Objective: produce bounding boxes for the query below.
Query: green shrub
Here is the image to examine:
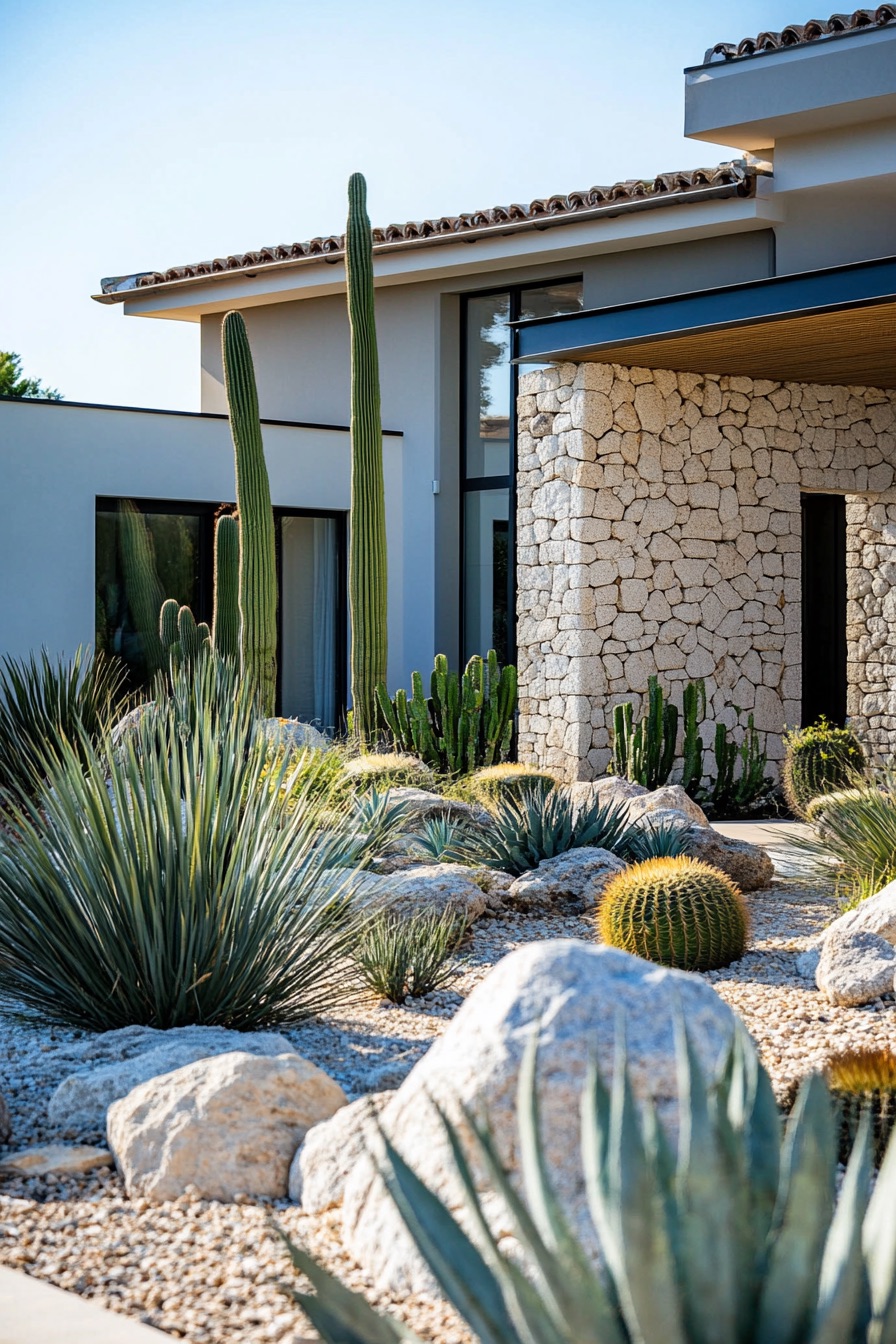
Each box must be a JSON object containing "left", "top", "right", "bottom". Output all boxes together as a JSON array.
[
  {"left": 795, "top": 778, "right": 896, "bottom": 906},
  {"left": 783, "top": 718, "right": 866, "bottom": 819},
  {"left": 827, "top": 1047, "right": 896, "bottom": 1169},
  {"left": 343, "top": 751, "right": 435, "bottom": 793},
  {"left": 470, "top": 786, "right": 632, "bottom": 876},
  {"left": 280, "top": 1024, "right": 896, "bottom": 1344},
  {"left": 0, "top": 647, "right": 127, "bottom": 806},
  {"left": 0, "top": 658, "right": 372, "bottom": 1030},
  {"left": 599, "top": 855, "right": 748, "bottom": 972},
  {"left": 354, "top": 907, "right": 465, "bottom": 1003}
]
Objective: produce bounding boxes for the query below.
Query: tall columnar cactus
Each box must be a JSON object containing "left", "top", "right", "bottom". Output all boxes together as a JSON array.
[
  {"left": 681, "top": 677, "right": 706, "bottom": 796},
  {"left": 611, "top": 675, "right": 677, "bottom": 788},
  {"left": 211, "top": 513, "right": 240, "bottom": 662},
  {"left": 346, "top": 172, "right": 388, "bottom": 744},
  {"left": 118, "top": 501, "right": 165, "bottom": 676},
  {"left": 599, "top": 854, "right": 748, "bottom": 972},
  {"left": 222, "top": 311, "right": 278, "bottom": 716}
]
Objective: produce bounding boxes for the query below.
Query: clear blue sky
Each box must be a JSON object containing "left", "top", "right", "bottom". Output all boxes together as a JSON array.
[{"left": 2, "top": 0, "right": 787, "bottom": 411}]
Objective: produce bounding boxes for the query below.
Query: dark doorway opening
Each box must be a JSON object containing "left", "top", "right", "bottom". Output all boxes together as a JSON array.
[{"left": 801, "top": 492, "right": 847, "bottom": 726}]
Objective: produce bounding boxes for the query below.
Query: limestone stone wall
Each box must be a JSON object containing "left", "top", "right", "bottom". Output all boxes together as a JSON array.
[{"left": 516, "top": 362, "right": 896, "bottom": 780}]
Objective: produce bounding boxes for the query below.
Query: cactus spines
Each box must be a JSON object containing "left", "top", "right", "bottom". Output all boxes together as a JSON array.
[
  {"left": 222, "top": 311, "right": 278, "bottom": 717},
  {"left": 211, "top": 513, "right": 240, "bottom": 661},
  {"left": 826, "top": 1046, "right": 896, "bottom": 1167},
  {"left": 599, "top": 855, "right": 748, "bottom": 972},
  {"left": 346, "top": 172, "right": 388, "bottom": 744},
  {"left": 159, "top": 597, "right": 179, "bottom": 651},
  {"left": 782, "top": 717, "right": 867, "bottom": 819}
]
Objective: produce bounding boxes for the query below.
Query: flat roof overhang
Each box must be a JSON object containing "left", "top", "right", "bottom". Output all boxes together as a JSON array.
[{"left": 512, "top": 254, "right": 896, "bottom": 389}]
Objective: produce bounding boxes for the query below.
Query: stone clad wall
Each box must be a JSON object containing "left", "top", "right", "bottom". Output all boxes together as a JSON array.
[{"left": 515, "top": 362, "right": 896, "bottom": 780}]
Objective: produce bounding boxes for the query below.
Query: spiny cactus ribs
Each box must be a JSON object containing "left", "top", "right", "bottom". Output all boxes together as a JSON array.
[
  {"left": 827, "top": 1046, "right": 896, "bottom": 1168},
  {"left": 783, "top": 718, "right": 866, "bottom": 819},
  {"left": 599, "top": 855, "right": 748, "bottom": 972}
]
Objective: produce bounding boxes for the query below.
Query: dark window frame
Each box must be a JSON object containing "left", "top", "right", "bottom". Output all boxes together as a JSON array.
[
  {"left": 459, "top": 276, "right": 582, "bottom": 666},
  {"left": 96, "top": 495, "right": 348, "bottom": 721}
]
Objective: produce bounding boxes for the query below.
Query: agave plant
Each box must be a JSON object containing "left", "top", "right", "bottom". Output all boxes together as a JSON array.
[
  {"left": 354, "top": 907, "right": 466, "bottom": 1003},
  {"left": 618, "top": 816, "right": 692, "bottom": 862},
  {"left": 0, "top": 657, "right": 373, "bottom": 1030},
  {"left": 469, "top": 785, "right": 632, "bottom": 875},
  {"left": 411, "top": 815, "right": 481, "bottom": 865},
  {"left": 336, "top": 787, "right": 413, "bottom": 869},
  {"left": 281, "top": 1022, "right": 896, "bottom": 1344},
  {"left": 0, "top": 646, "right": 128, "bottom": 805}
]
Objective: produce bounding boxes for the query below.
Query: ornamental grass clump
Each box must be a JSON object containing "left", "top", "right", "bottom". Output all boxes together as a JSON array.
[
  {"left": 0, "top": 656, "right": 373, "bottom": 1031},
  {"left": 281, "top": 1023, "right": 896, "bottom": 1344},
  {"left": 0, "top": 647, "right": 127, "bottom": 807},
  {"left": 827, "top": 1046, "right": 896, "bottom": 1168},
  {"left": 795, "top": 775, "right": 896, "bottom": 907},
  {"left": 471, "top": 785, "right": 632, "bottom": 876},
  {"left": 599, "top": 855, "right": 748, "bottom": 972},
  {"left": 343, "top": 751, "right": 435, "bottom": 794},
  {"left": 354, "top": 907, "right": 465, "bottom": 1003},
  {"left": 458, "top": 762, "right": 559, "bottom": 808}
]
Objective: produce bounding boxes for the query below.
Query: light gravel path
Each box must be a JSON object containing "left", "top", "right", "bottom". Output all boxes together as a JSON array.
[{"left": 0, "top": 878, "right": 892, "bottom": 1343}]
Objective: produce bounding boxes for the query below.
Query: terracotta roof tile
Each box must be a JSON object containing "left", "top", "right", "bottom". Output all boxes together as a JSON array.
[
  {"left": 100, "top": 160, "right": 762, "bottom": 298},
  {"left": 704, "top": 3, "right": 896, "bottom": 62}
]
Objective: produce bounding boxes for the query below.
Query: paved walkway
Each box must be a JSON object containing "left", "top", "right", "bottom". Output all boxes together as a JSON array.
[
  {"left": 712, "top": 818, "right": 815, "bottom": 877},
  {"left": 0, "top": 1266, "right": 168, "bottom": 1343}
]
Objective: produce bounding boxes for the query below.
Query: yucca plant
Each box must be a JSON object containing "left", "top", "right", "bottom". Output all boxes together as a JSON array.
[
  {"left": 338, "top": 787, "right": 412, "bottom": 868},
  {"left": 411, "top": 815, "right": 482, "bottom": 865},
  {"left": 0, "top": 647, "right": 128, "bottom": 806},
  {"left": 470, "top": 785, "right": 632, "bottom": 875},
  {"left": 793, "top": 775, "right": 896, "bottom": 906},
  {"left": 0, "top": 657, "right": 374, "bottom": 1030},
  {"left": 354, "top": 907, "right": 466, "bottom": 1003},
  {"left": 281, "top": 1022, "right": 896, "bottom": 1344}
]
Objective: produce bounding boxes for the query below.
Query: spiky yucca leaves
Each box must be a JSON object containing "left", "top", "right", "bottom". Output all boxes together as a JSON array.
[
  {"left": 222, "top": 310, "right": 278, "bottom": 717},
  {"left": 346, "top": 172, "right": 388, "bottom": 745},
  {"left": 619, "top": 817, "right": 692, "bottom": 863},
  {"left": 600, "top": 856, "right": 748, "bottom": 972},
  {"left": 461, "top": 762, "right": 558, "bottom": 808},
  {"left": 343, "top": 752, "right": 435, "bottom": 794},
  {"left": 354, "top": 908, "right": 466, "bottom": 1003},
  {"left": 0, "top": 647, "right": 127, "bottom": 806},
  {"left": 281, "top": 1023, "right": 896, "bottom": 1344},
  {"left": 794, "top": 776, "right": 896, "bottom": 906},
  {"left": 827, "top": 1047, "right": 896, "bottom": 1168},
  {"left": 411, "top": 815, "right": 481, "bottom": 865},
  {"left": 0, "top": 657, "right": 373, "bottom": 1031},
  {"left": 783, "top": 718, "right": 866, "bottom": 819},
  {"left": 470, "top": 785, "right": 632, "bottom": 875}
]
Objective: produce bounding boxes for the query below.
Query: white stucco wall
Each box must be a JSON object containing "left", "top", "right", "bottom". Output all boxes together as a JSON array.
[{"left": 0, "top": 399, "right": 406, "bottom": 693}]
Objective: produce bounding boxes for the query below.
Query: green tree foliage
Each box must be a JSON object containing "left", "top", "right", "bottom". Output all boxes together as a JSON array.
[{"left": 0, "top": 351, "right": 61, "bottom": 400}]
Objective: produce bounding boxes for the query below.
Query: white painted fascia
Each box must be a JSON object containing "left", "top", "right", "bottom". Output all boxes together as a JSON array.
[{"left": 113, "top": 192, "right": 781, "bottom": 324}]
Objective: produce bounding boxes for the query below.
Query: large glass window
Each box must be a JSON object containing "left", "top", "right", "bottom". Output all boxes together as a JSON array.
[
  {"left": 461, "top": 278, "right": 583, "bottom": 665},
  {"left": 96, "top": 498, "right": 345, "bottom": 728}
]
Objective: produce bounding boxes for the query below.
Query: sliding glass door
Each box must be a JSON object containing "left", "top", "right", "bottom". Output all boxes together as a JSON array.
[{"left": 278, "top": 513, "right": 342, "bottom": 728}]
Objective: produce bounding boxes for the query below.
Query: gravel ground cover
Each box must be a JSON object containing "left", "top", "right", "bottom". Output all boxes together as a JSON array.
[{"left": 0, "top": 879, "right": 893, "bottom": 1343}]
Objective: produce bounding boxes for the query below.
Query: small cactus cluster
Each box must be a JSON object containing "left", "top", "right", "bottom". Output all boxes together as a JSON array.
[
  {"left": 782, "top": 717, "right": 866, "bottom": 819},
  {"left": 159, "top": 599, "right": 211, "bottom": 670},
  {"left": 827, "top": 1046, "right": 896, "bottom": 1168},
  {"left": 376, "top": 651, "right": 517, "bottom": 776},
  {"left": 599, "top": 855, "right": 748, "bottom": 972}
]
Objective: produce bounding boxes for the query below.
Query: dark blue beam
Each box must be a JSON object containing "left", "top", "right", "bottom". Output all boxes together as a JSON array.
[{"left": 511, "top": 254, "right": 896, "bottom": 363}]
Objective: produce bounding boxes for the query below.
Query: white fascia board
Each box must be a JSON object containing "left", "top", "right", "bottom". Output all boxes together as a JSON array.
[{"left": 119, "top": 193, "right": 780, "bottom": 323}]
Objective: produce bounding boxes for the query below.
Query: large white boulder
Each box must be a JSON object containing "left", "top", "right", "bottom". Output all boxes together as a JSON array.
[
  {"left": 625, "top": 785, "right": 709, "bottom": 828},
  {"left": 340, "top": 940, "right": 739, "bottom": 1295},
  {"left": 384, "top": 788, "right": 488, "bottom": 828},
  {"left": 827, "top": 877, "right": 896, "bottom": 946},
  {"left": 816, "top": 929, "right": 896, "bottom": 1006},
  {"left": 289, "top": 1091, "right": 392, "bottom": 1210},
  {"left": 49, "top": 1026, "right": 297, "bottom": 1136},
  {"left": 107, "top": 1051, "right": 347, "bottom": 1202},
  {"left": 506, "top": 847, "right": 625, "bottom": 911},
  {"left": 356, "top": 864, "right": 487, "bottom": 924}
]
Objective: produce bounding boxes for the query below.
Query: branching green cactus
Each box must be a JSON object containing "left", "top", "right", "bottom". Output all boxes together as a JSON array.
[
  {"left": 682, "top": 676, "right": 706, "bottom": 796},
  {"left": 346, "top": 172, "right": 388, "bottom": 745},
  {"left": 211, "top": 513, "right": 240, "bottom": 662},
  {"left": 375, "top": 652, "right": 516, "bottom": 776},
  {"left": 611, "top": 675, "right": 678, "bottom": 788},
  {"left": 222, "top": 311, "right": 278, "bottom": 716}
]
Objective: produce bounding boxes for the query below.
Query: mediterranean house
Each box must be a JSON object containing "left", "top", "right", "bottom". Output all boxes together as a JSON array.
[{"left": 2, "top": 6, "right": 895, "bottom": 776}]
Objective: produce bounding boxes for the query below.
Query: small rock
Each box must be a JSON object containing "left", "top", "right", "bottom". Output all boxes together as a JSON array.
[
  {"left": 0, "top": 1144, "right": 113, "bottom": 1176},
  {"left": 289, "top": 1092, "right": 391, "bottom": 1209},
  {"left": 108, "top": 1051, "right": 347, "bottom": 1202},
  {"left": 684, "top": 824, "right": 775, "bottom": 892},
  {"left": 507, "top": 847, "right": 626, "bottom": 911},
  {"left": 256, "top": 717, "right": 331, "bottom": 752},
  {"left": 795, "top": 947, "right": 822, "bottom": 981},
  {"left": 816, "top": 930, "right": 896, "bottom": 1007},
  {"left": 0, "top": 1092, "right": 10, "bottom": 1144},
  {"left": 49, "top": 1026, "right": 298, "bottom": 1136}
]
